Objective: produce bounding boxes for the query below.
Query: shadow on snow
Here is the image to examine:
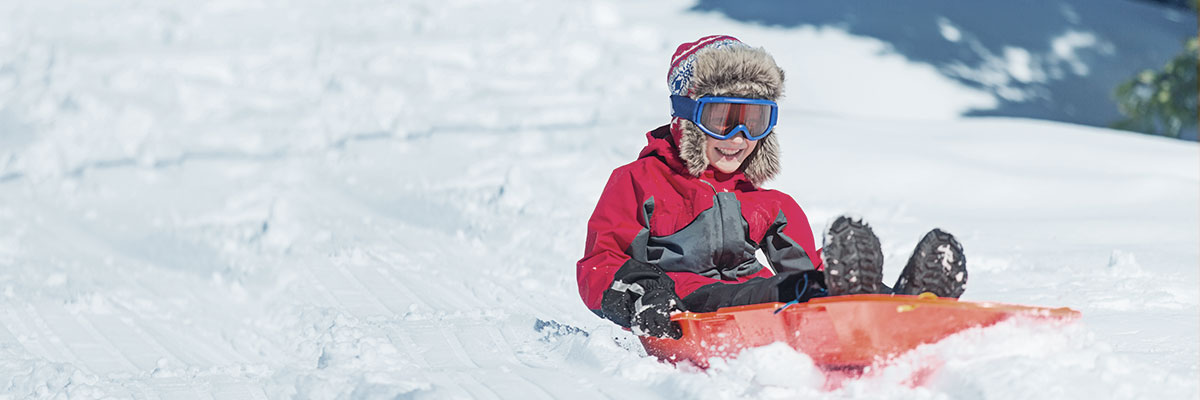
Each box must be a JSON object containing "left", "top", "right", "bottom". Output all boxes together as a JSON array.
[{"left": 691, "top": 0, "right": 1197, "bottom": 139}]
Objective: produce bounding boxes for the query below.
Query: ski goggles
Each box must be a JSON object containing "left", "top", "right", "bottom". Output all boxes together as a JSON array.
[{"left": 670, "top": 95, "right": 778, "bottom": 141}]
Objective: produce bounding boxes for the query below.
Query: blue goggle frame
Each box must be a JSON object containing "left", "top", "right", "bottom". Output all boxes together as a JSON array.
[{"left": 670, "top": 95, "right": 778, "bottom": 141}]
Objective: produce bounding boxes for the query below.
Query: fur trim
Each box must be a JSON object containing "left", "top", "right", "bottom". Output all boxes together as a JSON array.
[
  {"left": 742, "top": 131, "right": 780, "bottom": 186},
  {"left": 677, "top": 45, "right": 785, "bottom": 186},
  {"left": 689, "top": 46, "right": 786, "bottom": 101},
  {"left": 678, "top": 120, "right": 710, "bottom": 177}
]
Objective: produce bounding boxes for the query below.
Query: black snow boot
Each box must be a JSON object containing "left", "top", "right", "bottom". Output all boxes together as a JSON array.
[
  {"left": 821, "top": 216, "right": 887, "bottom": 296},
  {"left": 892, "top": 229, "right": 967, "bottom": 298}
]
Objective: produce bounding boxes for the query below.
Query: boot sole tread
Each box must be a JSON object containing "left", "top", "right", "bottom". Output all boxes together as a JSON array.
[
  {"left": 822, "top": 217, "right": 885, "bottom": 296},
  {"left": 894, "top": 229, "right": 967, "bottom": 298}
]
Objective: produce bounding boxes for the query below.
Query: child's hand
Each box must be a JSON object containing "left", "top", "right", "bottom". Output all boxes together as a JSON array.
[
  {"left": 631, "top": 289, "right": 684, "bottom": 339},
  {"left": 599, "top": 258, "right": 686, "bottom": 339}
]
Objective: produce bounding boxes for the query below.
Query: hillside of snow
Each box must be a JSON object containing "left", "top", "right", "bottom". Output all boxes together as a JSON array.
[{"left": 1, "top": 0, "right": 1196, "bottom": 398}]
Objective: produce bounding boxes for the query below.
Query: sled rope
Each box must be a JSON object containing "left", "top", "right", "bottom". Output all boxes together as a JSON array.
[{"left": 775, "top": 273, "right": 820, "bottom": 314}]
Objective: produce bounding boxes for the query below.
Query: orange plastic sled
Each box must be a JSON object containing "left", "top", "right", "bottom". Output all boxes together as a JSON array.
[{"left": 640, "top": 294, "right": 1079, "bottom": 373}]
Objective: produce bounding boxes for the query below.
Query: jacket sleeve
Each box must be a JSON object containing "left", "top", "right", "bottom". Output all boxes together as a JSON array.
[
  {"left": 577, "top": 167, "right": 646, "bottom": 313},
  {"left": 759, "top": 195, "right": 824, "bottom": 273}
]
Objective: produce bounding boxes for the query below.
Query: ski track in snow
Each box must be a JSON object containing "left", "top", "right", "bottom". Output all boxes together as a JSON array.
[{"left": 1, "top": 0, "right": 1197, "bottom": 398}]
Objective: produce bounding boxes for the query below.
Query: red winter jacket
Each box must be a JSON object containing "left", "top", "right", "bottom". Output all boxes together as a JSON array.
[{"left": 577, "top": 125, "right": 823, "bottom": 315}]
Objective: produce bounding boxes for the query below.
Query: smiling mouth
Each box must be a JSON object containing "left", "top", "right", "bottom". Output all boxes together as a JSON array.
[{"left": 715, "top": 147, "right": 744, "bottom": 157}]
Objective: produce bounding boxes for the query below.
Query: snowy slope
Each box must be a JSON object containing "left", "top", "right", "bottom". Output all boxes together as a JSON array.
[{"left": 1, "top": 0, "right": 1197, "bottom": 399}]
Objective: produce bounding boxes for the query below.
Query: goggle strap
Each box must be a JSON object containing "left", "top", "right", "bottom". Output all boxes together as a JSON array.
[{"left": 670, "top": 95, "right": 697, "bottom": 120}]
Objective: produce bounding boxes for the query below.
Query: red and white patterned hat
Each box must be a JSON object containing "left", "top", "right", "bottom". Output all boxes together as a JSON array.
[{"left": 667, "top": 35, "right": 748, "bottom": 97}]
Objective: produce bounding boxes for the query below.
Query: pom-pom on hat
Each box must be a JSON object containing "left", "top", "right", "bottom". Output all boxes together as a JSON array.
[{"left": 666, "top": 35, "right": 786, "bottom": 186}]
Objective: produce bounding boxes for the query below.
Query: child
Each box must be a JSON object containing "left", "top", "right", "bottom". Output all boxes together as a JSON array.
[{"left": 576, "top": 35, "right": 967, "bottom": 339}]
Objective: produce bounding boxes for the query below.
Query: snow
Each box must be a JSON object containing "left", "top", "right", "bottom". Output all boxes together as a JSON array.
[{"left": 1, "top": 0, "right": 1196, "bottom": 398}]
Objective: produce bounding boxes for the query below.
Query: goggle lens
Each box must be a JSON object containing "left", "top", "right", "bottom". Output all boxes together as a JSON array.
[{"left": 699, "top": 102, "right": 773, "bottom": 137}]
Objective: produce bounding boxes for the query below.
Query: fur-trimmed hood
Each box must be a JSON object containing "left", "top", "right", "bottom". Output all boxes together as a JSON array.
[{"left": 666, "top": 36, "right": 786, "bottom": 187}]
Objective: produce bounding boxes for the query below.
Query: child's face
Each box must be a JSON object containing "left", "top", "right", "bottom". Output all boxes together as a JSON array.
[{"left": 705, "top": 134, "right": 758, "bottom": 174}]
